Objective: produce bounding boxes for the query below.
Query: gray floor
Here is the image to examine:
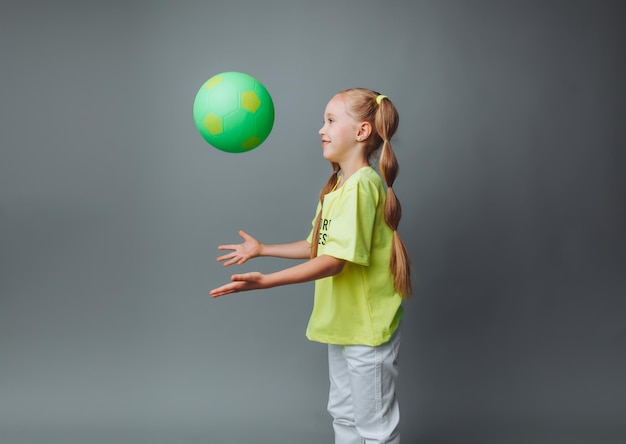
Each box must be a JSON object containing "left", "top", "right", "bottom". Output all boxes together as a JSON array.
[{"left": 2, "top": 426, "right": 626, "bottom": 444}]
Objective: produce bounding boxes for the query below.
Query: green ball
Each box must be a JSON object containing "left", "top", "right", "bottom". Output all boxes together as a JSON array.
[{"left": 192, "top": 71, "right": 275, "bottom": 153}]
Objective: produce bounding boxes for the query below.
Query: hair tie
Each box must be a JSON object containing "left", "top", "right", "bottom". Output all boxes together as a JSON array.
[{"left": 375, "top": 94, "right": 387, "bottom": 105}]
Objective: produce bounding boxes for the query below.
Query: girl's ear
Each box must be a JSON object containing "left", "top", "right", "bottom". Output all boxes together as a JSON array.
[{"left": 356, "top": 121, "right": 372, "bottom": 141}]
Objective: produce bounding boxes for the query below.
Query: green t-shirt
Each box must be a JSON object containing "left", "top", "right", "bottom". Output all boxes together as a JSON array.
[{"left": 306, "top": 166, "right": 403, "bottom": 346}]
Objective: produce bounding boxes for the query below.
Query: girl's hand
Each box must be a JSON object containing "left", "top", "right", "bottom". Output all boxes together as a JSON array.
[
  {"left": 209, "top": 272, "right": 265, "bottom": 298},
  {"left": 216, "top": 230, "right": 262, "bottom": 266}
]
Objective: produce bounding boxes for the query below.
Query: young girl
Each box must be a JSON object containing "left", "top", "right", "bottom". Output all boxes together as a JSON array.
[{"left": 210, "top": 88, "right": 412, "bottom": 444}]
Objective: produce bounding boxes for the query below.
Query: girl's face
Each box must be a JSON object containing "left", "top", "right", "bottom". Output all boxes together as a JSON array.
[{"left": 318, "top": 94, "right": 361, "bottom": 164}]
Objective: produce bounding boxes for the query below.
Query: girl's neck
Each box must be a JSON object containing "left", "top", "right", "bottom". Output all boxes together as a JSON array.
[{"left": 337, "top": 161, "right": 369, "bottom": 188}]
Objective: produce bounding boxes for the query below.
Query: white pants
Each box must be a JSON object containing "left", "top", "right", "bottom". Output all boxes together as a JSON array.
[{"left": 327, "top": 327, "right": 401, "bottom": 444}]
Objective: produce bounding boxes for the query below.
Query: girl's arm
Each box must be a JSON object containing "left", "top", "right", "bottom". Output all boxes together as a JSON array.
[
  {"left": 209, "top": 254, "right": 345, "bottom": 298},
  {"left": 259, "top": 239, "right": 311, "bottom": 260},
  {"left": 217, "top": 230, "right": 311, "bottom": 266}
]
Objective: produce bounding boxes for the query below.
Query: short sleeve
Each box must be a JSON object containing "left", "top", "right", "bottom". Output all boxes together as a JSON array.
[{"left": 318, "top": 177, "right": 380, "bottom": 266}]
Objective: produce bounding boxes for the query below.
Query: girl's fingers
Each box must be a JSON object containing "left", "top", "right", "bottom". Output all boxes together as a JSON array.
[
  {"left": 210, "top": 289, "right": 231, "bottom": 298},
  {"left": 220, "top": 256, "right": 247, "bottom": 267},
  {"left": 216, "top": 252, "right": 232, "bottom": 262},
  {"left": 239, "top": 230, "right": 254, "bottom": 242},
  {"left": 209, "top": 284, "right": 236, "bottom": 297}
]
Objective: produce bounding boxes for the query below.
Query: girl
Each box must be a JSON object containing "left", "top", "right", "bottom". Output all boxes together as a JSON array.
[{"left": 210, "top": 88, "right": 412, "bottom": 444}]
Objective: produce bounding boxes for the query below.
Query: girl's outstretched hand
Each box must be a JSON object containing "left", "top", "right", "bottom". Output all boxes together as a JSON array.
[
  {"left": 209, "top": 272, "right": 265, "bottom": 298},
  {"left": 216, "top": 230, "right": 262, "bottom": 266}
]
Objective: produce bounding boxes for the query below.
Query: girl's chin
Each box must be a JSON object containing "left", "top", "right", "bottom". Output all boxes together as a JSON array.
[{"left": 321, "top": 150, "right": 336, "bottom": 162}]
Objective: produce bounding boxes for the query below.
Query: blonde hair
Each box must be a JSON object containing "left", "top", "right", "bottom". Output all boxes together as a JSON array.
[{"left": 311, "top": 88, "right": 412, "bottom": 299}]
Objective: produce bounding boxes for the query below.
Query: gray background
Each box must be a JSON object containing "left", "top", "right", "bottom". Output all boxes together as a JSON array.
[{"left": 1, "top": 1, "right": 625, "bottom": 443}]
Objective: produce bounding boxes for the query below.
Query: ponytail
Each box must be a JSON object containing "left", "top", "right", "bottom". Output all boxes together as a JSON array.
[{"left": 376, "top": 97, "right": 413, "bottom": 300}]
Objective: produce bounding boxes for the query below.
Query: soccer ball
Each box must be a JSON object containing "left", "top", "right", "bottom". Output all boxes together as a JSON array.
[{"left": 193, "top": 71, "right": 275, "bottom": 153}]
